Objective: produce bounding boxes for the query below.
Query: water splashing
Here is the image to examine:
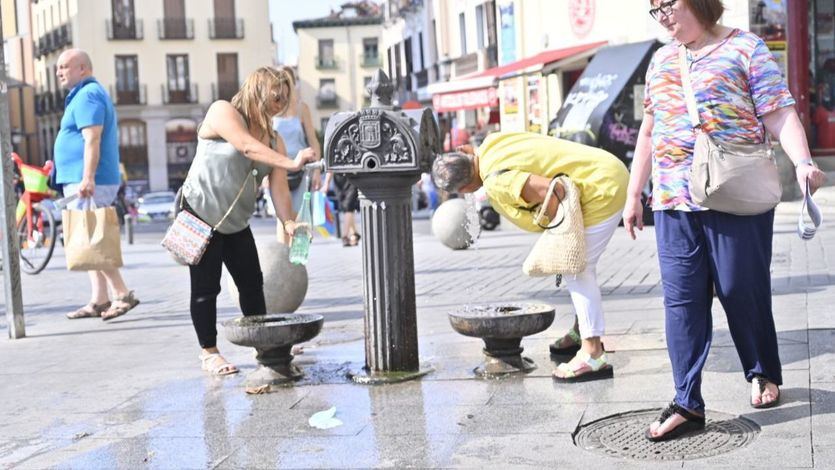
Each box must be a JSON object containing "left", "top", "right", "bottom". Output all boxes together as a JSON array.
[
  {"left": 463, "top": 193, "right": 485, "bottom": 299},
  {"left": 463, "top": 193, "right": 481, "bottom": 247}
]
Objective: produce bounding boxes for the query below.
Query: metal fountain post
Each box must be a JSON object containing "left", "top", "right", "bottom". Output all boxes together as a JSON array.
[{"left": 323, "top": 70, "right": 440, "bottom": 384}]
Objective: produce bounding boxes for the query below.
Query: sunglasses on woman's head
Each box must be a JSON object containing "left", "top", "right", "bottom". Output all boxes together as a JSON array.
[{"left": 649, "top": 0, "right": 677, "bottom": 21}]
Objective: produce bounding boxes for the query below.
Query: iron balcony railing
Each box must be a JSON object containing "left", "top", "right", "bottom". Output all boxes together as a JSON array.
[
  {"left": 316, "top": 93, "right": 338, "bottom": 108},
  {"left": 106, "top": 19, "right": 144, "bottom": 40},
  {"left": 360, "top": 54, "right": 381, "bottom": 68},
  {"left": 315, "top": 56, "right": 338, "bottom": 70},
  {"left": 109, "top": 84, "right": 147, "bottom": 106},
  {"left": 414, "top": 69, "right": 428, "bottom": 88},
  {"left": 53, "top": 89, "right": 69, "bottom": 111},
  {"left": 208, "top": 18, "right": 244, "bottom": 39},
  {"left": 157, "top": 18, "right": 194, "bottom": 40},
  {"left": 162, "top": 83, "right": 199, "bottom": 104}
]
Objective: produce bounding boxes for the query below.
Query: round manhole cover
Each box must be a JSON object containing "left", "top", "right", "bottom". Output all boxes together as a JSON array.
[{"left": 574, "top": 409, "right": 760, "bottom": 461}]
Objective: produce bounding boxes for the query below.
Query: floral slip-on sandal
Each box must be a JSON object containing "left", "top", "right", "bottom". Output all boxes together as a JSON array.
[
  {"left": 549, "top": 328, "right": 582, "bottom": 356},
  {"left": 751, "top": 375, "right": 781, "bottom": 409},
  {"left": 66, "top": 301, "right": 111, "bottom": 319},
  {"left": 549, "top": 329, "right": 606, "bottom": 357},
  {"left": 645, "top": 401, "right": 706, "bottom": 442},
  {"left": 552, "top": 350, "right": 614, "bottom": 382}
]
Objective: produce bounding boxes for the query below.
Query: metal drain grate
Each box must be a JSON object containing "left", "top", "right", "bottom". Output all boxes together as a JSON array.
[{"left": 574, "top": 409, "right": 760, "bottom": 461}]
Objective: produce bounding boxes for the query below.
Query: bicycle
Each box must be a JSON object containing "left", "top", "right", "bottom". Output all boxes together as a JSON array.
[{"left": 11, "top": 153, "right": 59, "bottom": 275}]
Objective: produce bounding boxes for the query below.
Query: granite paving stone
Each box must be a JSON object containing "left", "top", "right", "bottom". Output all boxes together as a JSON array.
[{"left": 2, "top": 187, "right": 834, "bottom": 467}]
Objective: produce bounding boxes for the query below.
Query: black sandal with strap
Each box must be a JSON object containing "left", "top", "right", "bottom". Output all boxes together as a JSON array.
[
  {"left": 751, "top": 375, "right": 781, "bottom": 409},
  {"left": 645, "top": 401, "right": 706, "bottom": 442}
]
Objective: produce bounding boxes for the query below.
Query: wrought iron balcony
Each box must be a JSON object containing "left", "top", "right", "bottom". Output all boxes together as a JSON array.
[
  {"left": 162, "top": 83, "right": 199, "bottom": 104},
  {"left": 208, "top": 18, "right": 244, "bottom": 39},
  {"left": 158, "top": 18, "right": 194, "bottom": 40},
  {"left": 109, "top": 84, "right": 147, "bottom": 106},
  {"left": 53, "top": 89, "right": 69, "bottom": 111},
  {"left": 361, "top": 54, "right": 381, "bottom": 68},
  {"left": 36, "top": 90, "right": 55, "bottom": 114},
  {"left": 106, "top": 19, "right": 144, "bottom": 40},
  {"left": 315, "top": 56, "right": 338, "bottom": 70},
  {"left": 316, "top": 93, "right": 339, "bottom": 108},
  {"left": 414, "top": 69, "right": 428, "bottom": 88}
]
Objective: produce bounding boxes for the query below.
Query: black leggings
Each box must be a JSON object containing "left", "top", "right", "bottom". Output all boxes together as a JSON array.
[{"left": 189, "top": 226, "right": 266, "bottom": 349}]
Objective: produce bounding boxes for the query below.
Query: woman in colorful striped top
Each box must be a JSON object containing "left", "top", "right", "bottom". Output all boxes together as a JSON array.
[{"left": 623, "top": 0, "right": 826, "bottom": 442}]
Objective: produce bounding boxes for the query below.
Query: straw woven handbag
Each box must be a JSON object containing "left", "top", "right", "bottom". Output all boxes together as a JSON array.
[{"left": 522, "top": 175, "right": 586, "bottom": 277}]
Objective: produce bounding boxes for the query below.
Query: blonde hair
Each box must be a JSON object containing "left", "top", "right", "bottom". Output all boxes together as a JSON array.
[{"left": 230, "top": 66, "right": 293, "bottom": 142}]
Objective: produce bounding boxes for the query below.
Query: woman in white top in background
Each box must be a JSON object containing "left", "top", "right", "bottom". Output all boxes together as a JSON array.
[{"left": 272, "top": 66, "right": 322, "bottom": 241}]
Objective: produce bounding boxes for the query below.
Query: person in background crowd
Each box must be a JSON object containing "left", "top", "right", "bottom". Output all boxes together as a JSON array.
[
  {"left": 272, "top": 66, "right": 322, "bottom": 235},
  {"left": 54, "top": 49, "right": 139, "bottom": 321}
]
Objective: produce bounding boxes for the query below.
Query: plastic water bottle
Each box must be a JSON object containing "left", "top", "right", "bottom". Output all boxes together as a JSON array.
[{"left": 289, "top": 192, "right": 313, "bottom": 265}]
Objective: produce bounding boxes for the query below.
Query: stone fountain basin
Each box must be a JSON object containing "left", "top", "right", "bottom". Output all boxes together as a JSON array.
[
  {"left": 448, "top": 303, "right": 555, "bottom": 339},
  {"left": 223, "top": 313, "right": 324, "bottom": 350}
]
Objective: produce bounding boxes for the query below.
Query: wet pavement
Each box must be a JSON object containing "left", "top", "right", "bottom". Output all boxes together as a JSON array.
[{"left": 2, "top": 187, "right": 835, "bottom": 468}]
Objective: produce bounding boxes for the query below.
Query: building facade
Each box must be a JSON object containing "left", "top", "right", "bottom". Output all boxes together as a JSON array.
[
  {"left": 3, "top": 0, "right": 39, "bottom": 163},
  {"left": 293, "top": 3, "right": 384, "bottom": 133},
  {"left": 424, "top": 0, "right": 499, "bottom": 144},
  {"left": 31, "top": 0, "right": 274, "bottom": 193},
  {"left": 381, "top": 0, "right": 439, "bottom": 106}
]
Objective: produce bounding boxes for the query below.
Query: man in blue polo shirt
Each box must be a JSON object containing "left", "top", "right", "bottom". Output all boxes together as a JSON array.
[{"left": 55, "top": 49, "right": 139, "bottom": 321}]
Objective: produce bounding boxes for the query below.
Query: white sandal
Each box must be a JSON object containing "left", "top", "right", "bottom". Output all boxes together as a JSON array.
[
  {"left": 553, "top": 350, "right": 614, "bottom": 382},
  {"left": 199, "top": 352, "right": 238, "bottom": 376}
]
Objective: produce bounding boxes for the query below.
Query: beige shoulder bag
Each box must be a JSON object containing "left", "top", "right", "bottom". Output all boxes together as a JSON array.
[
  {"left": 522, "top": 175, "right": 586, "bottom": 277},
  {"left": 679, "top": 46, "right": 782, "bottom": 215}
]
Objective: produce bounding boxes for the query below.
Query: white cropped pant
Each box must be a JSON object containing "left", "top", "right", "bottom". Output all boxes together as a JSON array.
[{"left": 562, "top": 211, "right": 621, "bottom": 339}]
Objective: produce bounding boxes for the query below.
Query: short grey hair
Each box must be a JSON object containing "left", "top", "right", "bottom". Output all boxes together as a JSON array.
[{"left": 432, "top": 152, "right": 474, "bottom": 193}]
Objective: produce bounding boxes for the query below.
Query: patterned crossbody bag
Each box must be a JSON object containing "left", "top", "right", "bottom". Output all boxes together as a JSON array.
[{"left": 161, "top": 174, "right": 252, "bottom": 265}]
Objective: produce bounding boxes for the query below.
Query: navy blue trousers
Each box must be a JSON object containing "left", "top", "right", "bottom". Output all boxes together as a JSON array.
[{"left": 655, "top": 209, "right": 781, "bottom": 413}]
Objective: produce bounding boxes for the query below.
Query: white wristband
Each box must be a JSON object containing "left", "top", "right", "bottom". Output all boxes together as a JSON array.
[{"left": 795, "top": 160, "right": 814, "bottom": 169}]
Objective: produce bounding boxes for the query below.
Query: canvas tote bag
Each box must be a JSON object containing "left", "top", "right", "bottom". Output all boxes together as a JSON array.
[
  {"left": 679, "top": 46, "right": 782, "bottom": 215},
  {"left": 522, "top": 175, "right": 587, "bottom": 277},
  {"left": 63, "top": 199, "right": 123, "bottom": 271}
]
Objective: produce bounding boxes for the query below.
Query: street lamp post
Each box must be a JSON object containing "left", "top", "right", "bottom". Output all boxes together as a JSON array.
[{"left": 0, "top": 15, "right": 27, "bottom": 339}]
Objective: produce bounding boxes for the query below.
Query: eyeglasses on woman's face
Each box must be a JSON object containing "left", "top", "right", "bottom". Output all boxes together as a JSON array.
[{"left": 649, "top": 0, "right": 677, "bottom": 21}]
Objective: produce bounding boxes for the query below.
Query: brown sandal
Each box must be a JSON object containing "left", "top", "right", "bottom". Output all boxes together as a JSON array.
[
  {"left": 67, "top": 302, "right": 111, "bottom": 319},
  {"left": 101, "top": 291, "right": 140, "bottom": 321}
]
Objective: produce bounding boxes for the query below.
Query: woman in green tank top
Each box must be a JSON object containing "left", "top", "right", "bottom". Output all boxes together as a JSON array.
[{"left": 182, "top": 67, "right": 316, "bottom": 376}]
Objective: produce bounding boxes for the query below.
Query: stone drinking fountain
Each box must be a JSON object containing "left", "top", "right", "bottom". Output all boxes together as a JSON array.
[
  {"left": 448, "top": 303, "right": 555, "bottom": 377},
  {"left": 223, "top": 313, "right": 324, "bottom": 387},
  {"left": 322, "top": 69, "right": 440, "bottom": 384}
]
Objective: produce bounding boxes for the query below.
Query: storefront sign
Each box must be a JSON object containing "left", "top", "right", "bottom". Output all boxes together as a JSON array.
[
  {"left": 432, "top": 88, "right": 498, "bottom": 112},
  {"left": 527, "top": 75, "right": 543, "bottom": 134},
  {"left": 766, "top": 41, "right": 788, "bottom": 79},
  {"left": 499, "top": 1, "right": 516, "bottom": 65},
  {"left": 502, "top": 76, "right": 521, "bottom": 115},
  {"left": 551, "top": 40, "right": 659, "bottom": 163},
  {"left": 568, "top": 0, "right": 595, "bottom": 39}
]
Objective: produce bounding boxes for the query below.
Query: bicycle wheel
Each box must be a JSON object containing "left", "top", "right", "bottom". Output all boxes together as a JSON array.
[{"left": 17, "top": 204, "right": 57, "bottom": 275}]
